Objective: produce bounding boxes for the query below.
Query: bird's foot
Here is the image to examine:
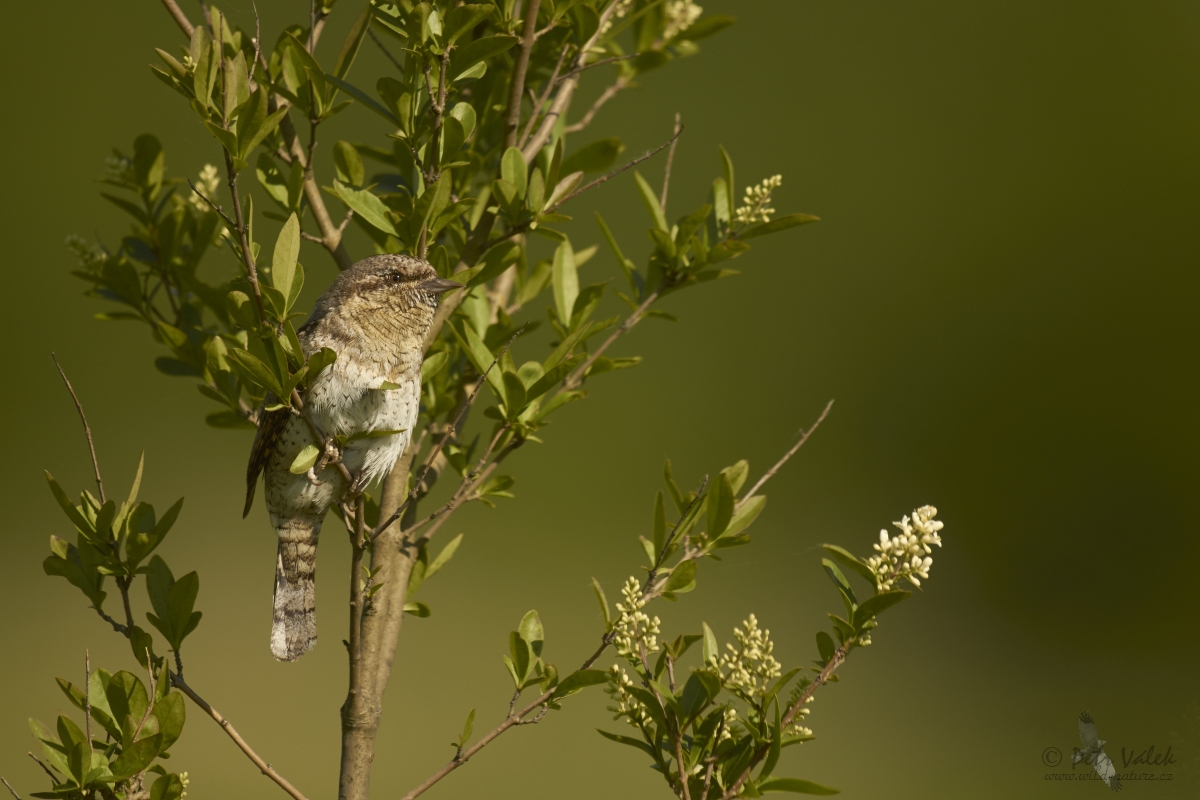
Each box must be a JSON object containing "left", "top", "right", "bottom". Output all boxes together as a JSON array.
[{"left": 304, "top": 467, "right": 324, "bottom": 487}]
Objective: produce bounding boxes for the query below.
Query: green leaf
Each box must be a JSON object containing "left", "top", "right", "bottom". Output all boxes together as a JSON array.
[
  {"left": 150, "top": 773, "right": 186, "bottom": 800},
  {"left": 652, "top": 490, "right": 667, "bottom": 555},
  {"left": 815, "top": 631, "right": 835, "bottom": 664},
  {"left": 501, "top": 147, "right": 528, "bottom": 198},
  {"left": 552, "top": 239, "right": 578, "bottom": 326},
  {"left": 45, "top": 472, "right": 93, "bottom": 534},
  {"left": 445, "top": 4, "right": 495, "bottom": 43},
  {"left": 852, "top": 590, "right": 912, "bottom": 628},
  {"left": 289, "top": 444, "right": 320, "bottom": 474},
  {"left": 821, "top": 544, "right": 877, "bottom": 586},
  {"left": 325, "top": 75, "right": 400, "bottom": 125},
  {"left": 271, "top": 213, "right": 301, "bottom": 303},
  {"left": 152, "top": 691, "right": 186, "bottom": 752},
  {"left": 739, "top": 213, "right": 820, "bottom": 240},
  {"left": 706, "top": 473, "right": 735, "bottom": 538},
  {"left": 552, "top": 669, "right": 608, "bottom": 699},
  {"left": 675, "top": 14, "right": 736, "bottom": 42},
  {"left": 519, "top": 610, "right": 544, "bottom": 650},
  {"left": 451, "top": 321, "right": 505, "bottom": 400},
  {"left": 543, "top": 170, "right": 584, "bottom": 211},
  {"left": 562, "top": 138, "right": 625, "bottom": 174},
  {"left": 757, "top": 777, "right": 840, "bottom": 795},
  {"left": 634, "top": 172, "right": 668, "bottom": 232},
  {"left": 664, "top": 559, "right": 697, "bottom": 594},
  {"left": 591, "top": 578, "right": 611, "bottom": 628},
  {"left": 457, "top": 707, "right": 476, "bottom": 746},
  {"left": 403, "top": 601, "right": 431, "bottom": 617},
  {"left": 502, "top": 371, "right": 527, "bottom": 417},
  {"left": 333, "top": 2, "right": 373, "bottom": 81},
  {"left": 449, "top": 34, "right": 519, "bottom": 81},
  {"left": 426, "top": 533, "right": 463, "bottom": 579},
  {"left": 821, "top": 559, "right": 857, "bottom": 606},
  {"left": 333, "top": 179, "right": 399, "bottom": 236},
  {"left": 333, "top": 141, "right": 365, "bottom": 187},
  {"left": 597, "top": 728, "right": 657, "bottom": 758},
  {"left": 702, "top": 621, "right": 719, "bottom": 668},
  {"left": 109, "top": 733, "right": 162, "bottom": 781},
  {"left": 226, "top": 348, "right": 284, "bottom": 397},
  {"left": 449, "top": 102, "right": 477, "bottom": 139},
  {"left": 721, "top": 495, "right": 765, "bottom": 540},
  {"left": 720, "top": 145, "right": 736, "bottom": 215},
  {"left": 421, "top": 350, "right": 450, "bottom": 381}
]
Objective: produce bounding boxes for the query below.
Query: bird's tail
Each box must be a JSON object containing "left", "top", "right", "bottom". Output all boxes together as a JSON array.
[{"left": 271, "top": 518, "right": 320, "bottom": 661}]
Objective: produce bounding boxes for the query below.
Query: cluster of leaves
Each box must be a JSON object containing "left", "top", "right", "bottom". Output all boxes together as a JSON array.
[
  {"left": 29, "top": 663, "right": 187, "bottom": 800},
  {"left": 43, "top": 457, "right": 201, "bottom": 670},
  {"left": 574, "top": 463, "right": 926, "bottom": 799}
]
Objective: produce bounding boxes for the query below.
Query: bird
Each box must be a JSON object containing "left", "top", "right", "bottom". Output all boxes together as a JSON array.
[
  {"left": 243, "top": 254, "right": 461, "bottom": 661},
  {"left": 1073, "top": 711, "right": 1122, "bottom": 792}
]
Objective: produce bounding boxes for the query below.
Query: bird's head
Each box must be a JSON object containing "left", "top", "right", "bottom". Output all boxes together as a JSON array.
[{"left": 337, "top": 253, "right": 462, "bottom": 309}]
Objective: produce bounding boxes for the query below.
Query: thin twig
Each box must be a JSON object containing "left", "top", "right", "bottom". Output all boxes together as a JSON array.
[
  {"left": 1, "top": 777, "right": 19, "bottom": 800},
  {"left": 557, "top": 53, "right": 637, "bottom": 84},
  {"left": 172, "top": 674, "right": 312, "bottom": 800},
  {"left": 504, "top": 0, "right": 542, "bottom": 149},
  {"left": 26, "top": 753, "right": 56, "bottom": 782},
  {"left": 518, "top": 45, "right": 571, "bottom": 150},
  {"left": 649, "top": 476, "right": 708, "bottom": 579},
  {"left": 159, "top": 0, "right": 195, "bottom": 36},
  {"left": 84, "top": 650, "right": 91, "bottom": 748},
  {"left": 660, "top": 113, "right": 682, "bottom": 212},
  {"left": 561, "top": 292, "right": 659, "bottom": 391},
  {"left": 369, "top": 327, "right": 525, "bottom": 542},
  {"left": 187, "top": 180, "right": 237, "bottom": 229},
  {"left": 563, "top": 77, "right": 628, "bottom": 135},
  {"left": 553, "top": 126, "right": 684, "bottom": 211},
  {"left": 368, "top": 28, "right": 405, "bottom": 73},
  {"left": 51, "top": 354, "right": 105, "bottom": 504},
  {"left": 738, "top": 400, "right": 835, "bottom": 505}
]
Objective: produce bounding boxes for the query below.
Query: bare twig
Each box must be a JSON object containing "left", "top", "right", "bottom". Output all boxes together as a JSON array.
[
  {"left": 562, "top": 292, "right": 659, "bottom": 391},
  {"left": 552, "top": 126, "right": 684, "bottom": 211},
  {"left": 1, "top": 777, "right": 20, "bottom": 800},
  {"left": 660, "top": 113, "right": 682, "bottom": 212},
  {"left": 504, "top": 0, "right": 542, "bottom": 149},
  {"left": 172, "top": 674, "right": 312, "bottom": 800},
  {"left": 159, "top": 0, "right": 195, "bottom": 36},
  {"left": 518, "top": 46, "right": 571, "bottom": 150},
  {"left": 739, "top": 400, "right": 835, "bottom": 505},
  {"left": 368, "top": 28, "right": 405, "bottom": 73},
  {"left": 51, "top": 354, "right": 105, "bottom": 504},
  {"left": 187, "top": 179, "right": 238, "bottom": 229},
  {"left": 84, "top": 650, "right": 91, "bottom": 748},
  {"left": 563, "top": 77, "right": 628, "bottom": 135},
  {"left": 370, "top": 327, "right": 525, "bottom": 542},
  {"left": 557, "top": 53, "right": 637, "bottom": 84}
]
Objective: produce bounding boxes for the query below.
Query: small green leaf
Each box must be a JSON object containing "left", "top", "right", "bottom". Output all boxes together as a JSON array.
[
  {"left": 552, "top": 239, "right": 578, "bottom": 326},
  {"left": 664, "top": 559, "right": 697, "bottom": 594},
  {"left": 702, "top": 621, "right": 719, "bottom": 668},
  {"left": 551, "top": 669, "right": 608, "bottom": 699},
  {"left": 591, "top": 578, "right": 610, "bottom": 628},
  {"left": 562, "top": 138, "right": 625, "bottom": 174},
  {"left": 852, "top": 590, "right": 912, "bottom": 628},
  {"left": 821, "top": 544, "right": 877, "bottom": 586},
  {"left": 272, "top": 213, "right": 301, "bottom": 303},
  {"left": 757, "top": 777, "right": 840, "bottom": 795},
  {"left": 815, "top": 631, "right": 835, "bottom": 664},
  {"left": 289, "top": 444, "right": 320, "bottom": 474},
  {"left": 739, "top": 213, "right": 820, "bottom": 240},
  {"left": 449, "top": 34, "right": 518, "bottom": 81},
  {"left": 597, "top": 728, "right": 657, "bottom": 758},
  {"left": 333, "top": 179, "right": 399, "bottom": 236},
  {"left": 403, "top": 601, "right": 431, "bottom": 617},
  {"left": 706, "top": 473, "right": 735, "bottom": 538},
  {"left": 501, "top": 147, "right": 527, "bottom": 198},
  {"left": 634, "top": 172, "right": 668, "bottom": 231}
]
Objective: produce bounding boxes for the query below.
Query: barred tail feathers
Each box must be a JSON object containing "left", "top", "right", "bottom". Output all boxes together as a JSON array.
[{"left": 271, "top": 519, "right": 320, "bottom": 661}]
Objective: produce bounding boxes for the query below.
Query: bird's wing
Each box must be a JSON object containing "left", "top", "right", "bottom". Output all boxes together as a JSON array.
[
  {"left": 1094, "top": 749, "right": 1122, "bottom": 792},
  {"left": 1079, "top": 711, "right": 1100, "bottom": 748},
  {"left": 244, "top": 399, "right": 290, "bottom": 518}
]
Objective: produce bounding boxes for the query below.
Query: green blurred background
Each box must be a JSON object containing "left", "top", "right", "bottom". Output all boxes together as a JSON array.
[{"left": 2, "top": 1, "right": 1198, "bottom": 797}]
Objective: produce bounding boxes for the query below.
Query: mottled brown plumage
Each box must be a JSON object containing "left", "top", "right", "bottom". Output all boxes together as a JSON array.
[{"left": 243, "top": 254, "right": 460, "bottom": 661}]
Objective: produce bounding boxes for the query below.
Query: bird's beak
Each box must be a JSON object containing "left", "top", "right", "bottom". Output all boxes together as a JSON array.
[{"left": 418, "top": 277, "right": 464, "bottom": 295}]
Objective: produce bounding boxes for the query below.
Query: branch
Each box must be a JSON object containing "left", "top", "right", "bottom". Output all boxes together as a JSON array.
[
  {"left": 521, "top": 0, "right": 627, "bottom": 160},
  {"left": 551, "top": 125, "right": 683, "bottom": 212},
  {"left": 557, "top": 53, "right": 637, "bottom": 84},
  {"left": 561, "top": 291, "right": 658, "bottom": 392},
  {"left": 563, "top": 77, "right": 628, "bottom": 135},
  {"left": 504, "top": 0, "right": 542, "bottom": 149},
  {"left": 518, "top": 46, "right": 571, "bottom": 151},
  {"left": 159, "top": 0, "right": 195, "bottom": 37},
  {"left": 221, "top": 153, "right": 269, "bottom": 325},
  {"left": 51, "top": 355, "right": 106, "bottom": 504},
  {"left": 172, "top": 674, "right": 312, "bottom": 800},
  {"left": 738, "top": 399, "right": 835, "bottom": 504},
  {"left": 660, "top": 113, "right": 682, "bottom": 212}
]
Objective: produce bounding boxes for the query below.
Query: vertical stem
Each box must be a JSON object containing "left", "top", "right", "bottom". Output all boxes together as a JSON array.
[
  {"left": 222, "top": 153, "right": 268, "bottom": 325},
  {"left": 504, "top": 0, "right": 542, "bottom": 149},
  {"left": 83, "top": 650, "right": 92, "bottom": 748},
  {"left": 340, "top": 497, "right": 369, "bottom": 800}
]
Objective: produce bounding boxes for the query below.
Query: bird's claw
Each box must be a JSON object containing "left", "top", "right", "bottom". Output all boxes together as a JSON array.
[{"left": 305, "top": 467, "right": 324, "bottom": 487}]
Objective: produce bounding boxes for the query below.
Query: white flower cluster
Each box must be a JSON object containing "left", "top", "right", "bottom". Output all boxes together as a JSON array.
[
  {"left": 188, "top": 163, "right": 222, "bottom": 214},
  {"left": 598, "top": 0, "right": 634, "bottom": 37},
  {"left": 103, "top": 154, "right": 135, "bottom": 185},
  {"left": 613, "top": 576, "right": 661, "bottom": 659},
  {"left": 719, "top": 705, "right": 738, "bottom": 742},
  {"left": 716, "top": 614, "right": 782, "bottom": 698},
  {"left": 867, "top": 505, "right": 945, "bottom": 591},
  {"left": 605, "top": 664, "right": 650, "bottom": 727},
  {"left": 734, "top": 175, "right": 782, "bottom": 226},
  {"left": 663, "top": 1, "right": 703, "bottom": 40},
  {"left": 785, "top": 722, "right": 814, "bottom": 738},
  {"left": 180, "top": 771, "right": 190, "bottom": 798}
]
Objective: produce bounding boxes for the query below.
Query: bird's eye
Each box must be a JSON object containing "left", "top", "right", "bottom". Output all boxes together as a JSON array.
[{"left": 390, "top": 272, "right": 402, "bottom": 283}]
